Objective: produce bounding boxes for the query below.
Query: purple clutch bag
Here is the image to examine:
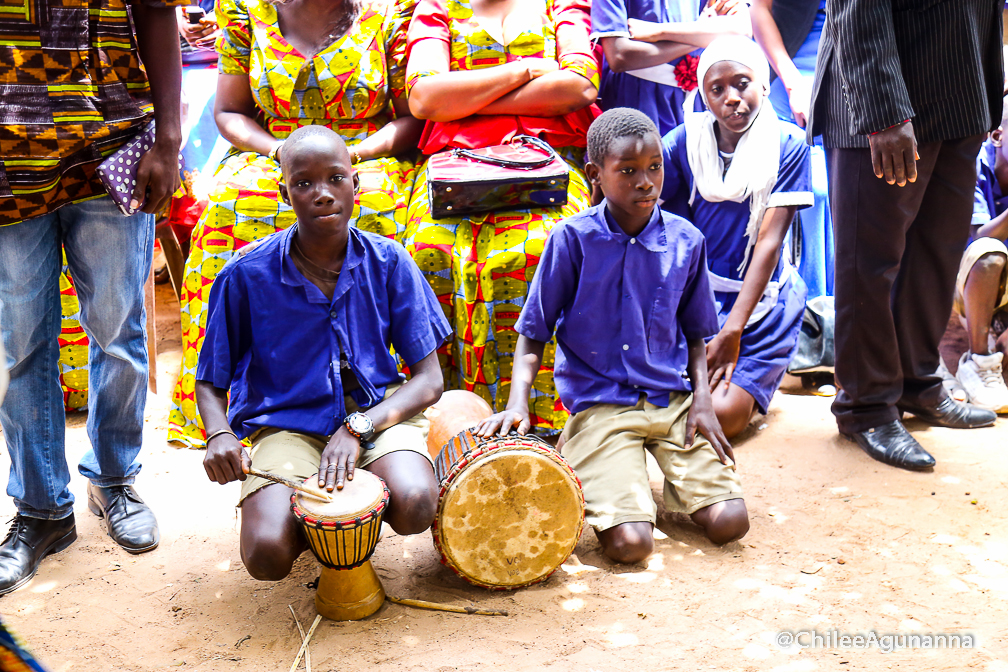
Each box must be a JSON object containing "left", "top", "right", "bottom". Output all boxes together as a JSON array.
[{"left": 97, "top": 121, "right": 182, "bottom": 216}]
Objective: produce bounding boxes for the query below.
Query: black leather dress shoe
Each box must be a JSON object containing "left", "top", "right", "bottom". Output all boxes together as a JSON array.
[
  {"left": 0, "top": 513, "right": 77, "bottom": 596},
  {"left": 87, "top": 483, "right": 159, "bottom": 554},
  {"left": 899, "top": 396, "right": 997, "bottom": 429},
  {"left": 842, "top": 420, "right": 936, "bottom": 471}
]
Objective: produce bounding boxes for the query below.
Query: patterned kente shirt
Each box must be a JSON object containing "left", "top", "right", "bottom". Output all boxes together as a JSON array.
[{"left": 0, "top": 0, "right": 188, "bottom": 227}]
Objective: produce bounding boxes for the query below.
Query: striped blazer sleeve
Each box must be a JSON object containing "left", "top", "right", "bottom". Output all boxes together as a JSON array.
[{"left": 831, "top": 0, "right": 915, "bottom": 136}]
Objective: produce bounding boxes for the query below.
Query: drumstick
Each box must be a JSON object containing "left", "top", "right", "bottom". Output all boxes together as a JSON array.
[
  {"left": 247, "top": 468, "right": 334, "bottom": 502},
  {"left": 387, "top": 595, "right": 508, "bottom": 616}
]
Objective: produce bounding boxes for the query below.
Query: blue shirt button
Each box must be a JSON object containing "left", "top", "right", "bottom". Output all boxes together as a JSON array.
[{"left": 329, "top": 310, "right": 338, "bottom": 319}]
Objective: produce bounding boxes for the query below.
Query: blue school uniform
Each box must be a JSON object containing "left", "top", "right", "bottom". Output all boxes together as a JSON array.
[
  {"left": 196, "top": 225, "right": 452, "bottom": 439},
  {"left": 591, "top": 0, "right": 700, "bottom": 135},
  {"left": 515, "top": 203, "right": 719, "bottom": 413},
  {"left": 660, "top": 121, "right": 812, "bottom": 413},
  {"left": 768, "top": 0, "right": 834, "bottom": 299},
  {"left": 973, "top": 139, "right": 1007, "bottom": 226}
]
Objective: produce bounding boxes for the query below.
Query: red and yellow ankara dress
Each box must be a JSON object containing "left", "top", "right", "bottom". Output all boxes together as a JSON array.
[
  {"left": 403, "top": 0, "right": 599, "bottom": 435},
  {"left": 168, "top": 0, "right": 417, "bottom": 447}
]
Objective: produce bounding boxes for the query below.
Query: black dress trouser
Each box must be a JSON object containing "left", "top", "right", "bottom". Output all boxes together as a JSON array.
[{"left": 827, "top": 135, "right": 985, "bottom": 434}]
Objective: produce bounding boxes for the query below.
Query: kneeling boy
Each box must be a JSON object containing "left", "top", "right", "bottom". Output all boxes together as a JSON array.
[
  {"left": 476, "top": 109, "right": 748, "bottom": 564},
  {"left": 196, "top": 126, "right": 451, "bottom": 581}
]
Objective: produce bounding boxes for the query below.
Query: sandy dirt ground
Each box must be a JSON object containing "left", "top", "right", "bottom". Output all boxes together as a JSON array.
[{"left": 1, "top": 278, "right": 1007, "bottom": 672}]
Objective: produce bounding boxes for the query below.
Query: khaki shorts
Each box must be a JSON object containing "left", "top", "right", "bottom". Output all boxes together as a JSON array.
[
  {"left": 560, "top": 393, "right": 743, "bottom": 530},
  {"left": 238, "top": 384, "right": 432, "bottom": 504},
  {"left": 953, "top": 237, "right": 1008, "bottom": 318}
]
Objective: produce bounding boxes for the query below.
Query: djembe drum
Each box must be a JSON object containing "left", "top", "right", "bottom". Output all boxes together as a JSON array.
[
  {"left": 426, "top": 391, "right": 585, "bottom": 589},
  {"left": 291, "top": 471, "right": 389, "bottom": 620}
]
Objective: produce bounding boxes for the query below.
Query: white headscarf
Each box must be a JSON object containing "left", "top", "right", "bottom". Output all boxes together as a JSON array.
[{"left": 684, "top": 36, "right": 780, "bottom": 276}]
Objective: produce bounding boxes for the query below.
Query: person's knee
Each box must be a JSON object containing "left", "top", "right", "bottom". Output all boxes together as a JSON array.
[
  {"left": 968, "top": 252, "right": 1007, "bottom": 285},
  {"left": 386, "top": 481, "right": 438, "bottom": 536},
  {"left": 240, "top": 528, "right": 298, "bottom": 581},
  {"left": 695, "top": 499, "right": 749, "bottom": 545},
  {"left": 598, "top": 523, "right": 654, "bottom": 564},
  {"left": 712, "top": 394, "right": 755, "bottom": 439}
]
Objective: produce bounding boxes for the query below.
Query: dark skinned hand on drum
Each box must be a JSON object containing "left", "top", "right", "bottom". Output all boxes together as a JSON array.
[{"left": 319, "top": 425, "right": 361, "bottom": 491}]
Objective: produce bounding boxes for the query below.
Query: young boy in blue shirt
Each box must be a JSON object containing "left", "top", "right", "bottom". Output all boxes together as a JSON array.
[
  {"left": 195, "top": 126, "right": 452, "bottom": 581},
  {"left": 476, "top": 109, "right": 748, "bottom": 564}
]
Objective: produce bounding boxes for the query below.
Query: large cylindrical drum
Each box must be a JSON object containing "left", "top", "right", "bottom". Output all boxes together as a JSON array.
[{"left": 432, "top": 429, "right": 585, "bottom": 589}]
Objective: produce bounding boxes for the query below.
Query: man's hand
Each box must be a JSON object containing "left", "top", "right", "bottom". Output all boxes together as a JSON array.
[
  {"left": 131, "top": 136, "right": 181, "bottom": 214},
  {"left": 203, "top": 433, "right": 251, "bottom": 484},
  {"left": 319, "top": 426, "right": 361, "bottom": 491},
  {"left": 474, "top": 407, "right": 531, "bottom": 438},
  {"left": 685, "top": 392, "right": 735, "bottom": 468},
  {"left": 868, "top": 120, "right": 918, "bottom": 187}
]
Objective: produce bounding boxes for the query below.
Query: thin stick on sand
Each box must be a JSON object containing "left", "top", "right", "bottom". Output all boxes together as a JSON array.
[
  {"left": 289, "top": 606, "right": 311, "bottom": 672},
  {"left": 289, "top": 614, "right": 323, "bottom": 672},
  {"left": 248, "top": 468, "right": 333, "bottom": 502},
  {"left": 387, "top": 595, "right": 508, "bottom": 616}
]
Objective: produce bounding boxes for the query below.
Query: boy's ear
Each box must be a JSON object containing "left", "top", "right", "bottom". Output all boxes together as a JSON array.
[
  {"left": 352, "top": 170, "right": 360, "bottom": 195},
  {"left": 993, "top": 128, "right": 1004, "bottom": 148},
  {"left": 278, "top": 181, "right": 290, "bottom": 205},
  {"left": 584, "top": 161, "right": 602, "bottom": 186}
]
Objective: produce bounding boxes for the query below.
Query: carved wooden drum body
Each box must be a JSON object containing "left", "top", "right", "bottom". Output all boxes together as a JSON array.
[{"left": 291, "top": 471, "right": 389, "bottom": 620}]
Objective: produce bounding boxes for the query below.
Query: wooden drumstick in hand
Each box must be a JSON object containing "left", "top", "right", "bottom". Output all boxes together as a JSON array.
[{"left": 247, "top": 467, "right": 333, "bottom": 502}]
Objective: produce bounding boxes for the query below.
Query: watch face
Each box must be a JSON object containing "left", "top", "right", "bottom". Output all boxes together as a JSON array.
[{"left": 349, "top": 413, "right": 371, "bottom": 435}]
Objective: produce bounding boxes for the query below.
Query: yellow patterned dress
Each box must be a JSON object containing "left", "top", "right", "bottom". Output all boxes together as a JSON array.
[
  {"left": 168, "top": 0, "right": 417, "bottom": 447},
  {"left": 403, "top": 0, "right": 599, "bottom": 434}
]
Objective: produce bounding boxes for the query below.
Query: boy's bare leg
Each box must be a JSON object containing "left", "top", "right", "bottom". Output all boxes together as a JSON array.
[
  {"left": 963, "top": 252, "right": 1007, "bottom": 354},
  {"left": 711, "top": 380, "right": 756, "bottom": 439},
  {"left": 239, "top": 484, "right": 308, "bottom": 581},
  {"left": 365, "top": 452, "right": 438, "bottom": 535},
  {"left": 690, "top": 499, "right": 750, "bottom": 545},
  {"left": 595, "top": 522, "right": 654, "bottom": 564}
]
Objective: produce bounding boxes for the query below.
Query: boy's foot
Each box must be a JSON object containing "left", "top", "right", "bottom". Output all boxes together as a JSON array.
[{"left": 956, "top": 351, "right": 1008, "bottom": 413}]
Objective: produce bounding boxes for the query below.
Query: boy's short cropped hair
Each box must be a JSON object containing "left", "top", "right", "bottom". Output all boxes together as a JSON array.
[
  {"left": 279, "top": 125, "right": 346, "bottom": 176},
  {"left": 587, "top": 108, "right": 661, "bottom": 167}
]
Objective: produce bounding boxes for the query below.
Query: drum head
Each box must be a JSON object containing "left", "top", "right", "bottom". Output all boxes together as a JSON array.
[
  {"left": 295, "top": 470, "right": 385, "bottom": 523},
  {"left": 437, "top": 448, "right": 584, "bottom": 588}
]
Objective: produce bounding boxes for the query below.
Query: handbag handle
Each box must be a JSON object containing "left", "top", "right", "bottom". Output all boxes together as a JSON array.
[{"left": 450, "top": 135, "right": 560, "bottom": 170}]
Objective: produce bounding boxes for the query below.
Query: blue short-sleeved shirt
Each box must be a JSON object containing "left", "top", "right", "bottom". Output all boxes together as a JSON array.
[
  {"left": 973, "top": 139, "right": 1007, "bottom": 226},
  {"left": 592, "top": 0, "right": 701, "bottom": 135},
  {"left": 515, "top": 203, "right": 719, "bottom": 414},
  {"left": 660, "top": 120, "right": 814, "bottom": 287},
  {"left": 196, "top": 225, "right": 452, "bottom": 439}
]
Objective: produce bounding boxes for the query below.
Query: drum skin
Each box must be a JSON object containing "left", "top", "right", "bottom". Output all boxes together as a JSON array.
[
  {"left": 432, "top": 430, "right": 585, "bottom": 589},
  {"left": 291, "top": 472, "right": 388, "bottom": 570},
  {"left": 424, "top": 390, "right": 494, "bottom": 458}
]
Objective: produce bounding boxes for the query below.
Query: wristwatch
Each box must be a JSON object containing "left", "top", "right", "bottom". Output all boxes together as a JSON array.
[{"left": 344, "top": 411, "right": 375, "bottom": 443}]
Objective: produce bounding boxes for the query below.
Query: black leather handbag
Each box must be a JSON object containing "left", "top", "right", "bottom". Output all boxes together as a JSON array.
[{"left": 426, "top": 135, "right": 569, "bottom": 219}]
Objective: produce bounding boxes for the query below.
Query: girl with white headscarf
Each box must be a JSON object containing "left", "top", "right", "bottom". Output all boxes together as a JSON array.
[{"left": 659, "top": 35, "right": 812, "bottom": 438}]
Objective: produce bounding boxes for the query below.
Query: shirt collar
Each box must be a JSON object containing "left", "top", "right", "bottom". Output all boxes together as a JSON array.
[
  {"left": 601, "top": 201, "right": 667, "bottom": 252},
  {"left": 279, "top": 224, "right": 366, "bottom": 299}
]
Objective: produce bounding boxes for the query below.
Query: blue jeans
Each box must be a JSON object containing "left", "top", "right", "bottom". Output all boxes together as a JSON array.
[{"left": 0, "top": 198, "right": 154, "bottom": 520}]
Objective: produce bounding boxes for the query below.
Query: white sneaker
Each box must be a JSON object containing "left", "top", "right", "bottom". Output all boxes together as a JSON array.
[
  {"left": 937, "top": 358, "right": 968, "bottom": 402},
  {"left": 956, "top": 351, "right": 1008, "bottom": 413}
]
